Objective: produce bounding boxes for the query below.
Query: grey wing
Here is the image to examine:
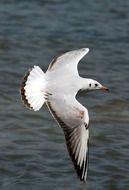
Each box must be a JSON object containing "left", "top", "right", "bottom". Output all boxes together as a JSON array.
[{"left": 46, "top": 99, "right": 89, "bottom": 182}]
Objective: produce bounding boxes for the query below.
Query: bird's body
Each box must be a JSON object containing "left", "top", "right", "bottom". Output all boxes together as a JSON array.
[{"left": 20, "top": 48, "right": 108, "bottom": 182}]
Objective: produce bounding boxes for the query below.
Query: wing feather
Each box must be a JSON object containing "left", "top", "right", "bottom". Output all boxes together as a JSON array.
[
  {"left": 46, "top": 101, "right": 89, "bottom": 182},
  {"left": 47, "top": 48, "right": 89, "bottom": 75}
]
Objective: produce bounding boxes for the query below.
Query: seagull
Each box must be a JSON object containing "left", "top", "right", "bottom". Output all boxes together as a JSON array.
[{"left": 20, "top": 48, "right": 109, "bottom": 182}]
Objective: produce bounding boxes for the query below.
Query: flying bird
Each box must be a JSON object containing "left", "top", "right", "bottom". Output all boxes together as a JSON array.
[{"left": 20, "top": 48, "right": 109, "bottom": 182}]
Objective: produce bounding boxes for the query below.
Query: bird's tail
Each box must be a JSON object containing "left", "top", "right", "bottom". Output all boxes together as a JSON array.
[{"left": 20, "top": 66, "right": 46, "bottom": 111}]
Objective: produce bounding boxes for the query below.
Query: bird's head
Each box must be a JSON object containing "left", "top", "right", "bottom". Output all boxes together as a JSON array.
[{"left": 87, "top": 79, "right": 109, "bottom": 92}]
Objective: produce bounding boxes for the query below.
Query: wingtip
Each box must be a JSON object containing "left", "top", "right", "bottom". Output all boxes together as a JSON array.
[{"left": 82, "top": 48, "right": 90, "bottom": 54}]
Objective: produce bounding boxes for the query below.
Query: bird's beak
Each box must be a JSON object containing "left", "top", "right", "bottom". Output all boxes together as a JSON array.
[{"left": 100, "top": 86, "right": 109, "bottom": 91}]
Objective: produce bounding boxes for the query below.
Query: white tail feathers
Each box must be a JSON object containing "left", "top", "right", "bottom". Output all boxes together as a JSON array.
[{"left": 20, "top": 66, "right": 46, "bottom": 111}]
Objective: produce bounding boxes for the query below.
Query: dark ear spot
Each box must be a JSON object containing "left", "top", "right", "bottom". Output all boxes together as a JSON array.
[{"left": 89, "top": 83, "right": 91, "bottom": 87}]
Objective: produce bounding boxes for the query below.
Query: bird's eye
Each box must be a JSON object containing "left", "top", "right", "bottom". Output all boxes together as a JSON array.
[
  {"left": 89, "top": 83, "right": 91, "bottom": 87},
  {"left": 95, "top": 83, "right": 98, "bottom": 87}
]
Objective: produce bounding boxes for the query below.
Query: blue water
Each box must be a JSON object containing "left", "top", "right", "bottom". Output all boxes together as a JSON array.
[{"left": 0, "top": 0, "right": 129, "bottom": 189}]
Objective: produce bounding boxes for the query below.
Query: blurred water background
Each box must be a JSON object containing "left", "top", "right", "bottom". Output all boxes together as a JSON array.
[{"left": 0, "top": 0, "right": 129, "bottom": 190}]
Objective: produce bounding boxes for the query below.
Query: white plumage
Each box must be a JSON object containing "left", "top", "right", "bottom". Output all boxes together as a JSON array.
[{"left": 20, "top": 48, "right": 108, "bottom": 182}]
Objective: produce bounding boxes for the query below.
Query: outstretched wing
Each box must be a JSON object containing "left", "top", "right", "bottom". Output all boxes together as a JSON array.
[
  {"left": 47, "top": 48, "right": 89, "bottom": 76},
  {"left": 46, "top": 96, "right": 89, "bottom": 182}
]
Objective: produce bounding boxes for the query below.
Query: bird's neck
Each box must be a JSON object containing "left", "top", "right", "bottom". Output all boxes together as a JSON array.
[{"left": 80, "top": 77, "right": 90, "bottom": 91}]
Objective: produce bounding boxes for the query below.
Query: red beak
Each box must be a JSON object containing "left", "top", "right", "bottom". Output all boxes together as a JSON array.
[{"left": 101, "top": 86, "right": 109, "bottom": 91}]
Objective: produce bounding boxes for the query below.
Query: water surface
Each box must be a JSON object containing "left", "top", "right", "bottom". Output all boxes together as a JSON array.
[{"left": 0, "top": 0, "right": 129, "bottom": 189}]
